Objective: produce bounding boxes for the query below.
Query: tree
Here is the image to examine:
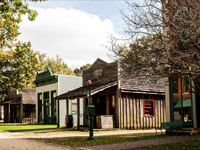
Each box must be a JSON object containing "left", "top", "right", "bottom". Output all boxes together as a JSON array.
[
  {"left": 37, "top": 53, "right": 76, "bottom": 76},
  {"left": 0, "top": 0, "right": 45, "bottom": 49},
  {"left": 0, "top": 41, "right": 40, "bottom": 97},
  {"left": 74, "top": 63, "right": 91, "bottom": 76},
  {"left": 0, "top": 0, "right": 45, "bottom": 98},
  {"left": 109, "top": 0, "right": 200, "bottom": 95}
]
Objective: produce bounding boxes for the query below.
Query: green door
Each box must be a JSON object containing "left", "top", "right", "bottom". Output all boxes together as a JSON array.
[
  {"left": 43, "top": 92, "right": 50, "bottom": 122},
  {"left": 44, "top": 100, "right": 49, "bottom": 121},
  {"left": 38, "top": 93, "right": 42, "bottom": 122}
]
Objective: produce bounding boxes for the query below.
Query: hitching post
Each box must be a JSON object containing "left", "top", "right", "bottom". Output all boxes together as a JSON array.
[{"left": 86, "top": 80, "right": 95, "bottom": 140}]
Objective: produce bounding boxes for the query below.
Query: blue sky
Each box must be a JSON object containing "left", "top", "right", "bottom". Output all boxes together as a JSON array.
[
  {"left": 29, "top": 1, "right": 129, "bottom": 33},
  {"left": 18, "top": 0, "right": 134, "bottom": 68}
]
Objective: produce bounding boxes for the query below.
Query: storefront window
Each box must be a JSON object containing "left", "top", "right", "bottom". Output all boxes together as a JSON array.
[
  {"left": 44, "top": 92, "right": 49, "bottom": 100},
  {"left": 52, "top": 91, "right": 56, "bottom": 116},
  {"left": 38, "top": 93, "right": 42, "bottom": 116},
  {"left": 171, "top": 76, "right": 192, "bottom": 123},
  {"left": 45, "top": 101, "right": 49, "bottom": 117}
]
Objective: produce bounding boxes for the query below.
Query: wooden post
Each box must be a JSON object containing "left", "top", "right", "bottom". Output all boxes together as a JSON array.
[
  {"left": 8, "top": 103, "right": 10, "bottom": 123},
  {"left": 130, "top": 97, "right": 134, "bottom": 130},
  {"left": 66, "top": 100, "right": 69, "bottom": 127},
  {"left": 127, "top": 95, "right": 130, "bottom": 130},
  {"left": 77, "top": 98, "right": 80, "bottom": 130},
  {"left": 124, "top": 97, "right": 127, "bottom": 129},
  {"left": 20, "top": 96, "right": 23, "bottom": 123},
  {"left": 0, "top": 105, "right": 1, "bottom": 120},
  {"left": 121, "top": 97, "right": 124, "bottom": 129},
  {"left": 117, "top": 61, "right": 121, "bottom": 129}
]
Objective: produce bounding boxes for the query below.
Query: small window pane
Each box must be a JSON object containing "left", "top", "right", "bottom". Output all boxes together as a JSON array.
[
  {"left": 72, "top": 103, "right": 77, "bottom": 113},
  {"left": 144, "top": 100, "right": 154, "bottom": 116},
  {"left": 183, "top": 78, "right": 189, "bottom": 94},
  {"left": 172, "top": 77, "right": 179, "bottom": 99},
  {"left": 44, "top": 92, "right": 49, "bottom": 100}
]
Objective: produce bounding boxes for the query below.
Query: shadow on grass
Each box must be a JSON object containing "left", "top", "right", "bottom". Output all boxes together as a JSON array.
[{"left": 32, "top": 134, "right": 172, "bottom": 147}]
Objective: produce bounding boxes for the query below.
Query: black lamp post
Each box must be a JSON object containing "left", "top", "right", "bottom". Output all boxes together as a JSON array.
[{"left": 86, "top": 80, "right": 95, "bottom": 140}]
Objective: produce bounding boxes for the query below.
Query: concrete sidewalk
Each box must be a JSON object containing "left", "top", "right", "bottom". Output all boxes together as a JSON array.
[{"left": 82, "top": 134, "right": 200, "bottom": 150}]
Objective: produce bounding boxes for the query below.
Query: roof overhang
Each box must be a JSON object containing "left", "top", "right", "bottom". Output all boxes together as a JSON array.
[
  {"left": 121, "top": 89, "right": 165, "bottom": 95},
  {"left": 55, "top": 81, "right": 118, "bottom": 100}
]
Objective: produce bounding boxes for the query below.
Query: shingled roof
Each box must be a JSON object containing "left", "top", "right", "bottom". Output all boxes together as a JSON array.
[
  {"left": 0, "top": 88, "right": 36, "bottom": 104},
  {"left": 121, "top": 76, "right": 165, "bottom": 95},
  {"left": 21, "top": 88, "right": 36, "bottom": 104},
  {"left": 55, "top": 76, "right": 165, "bottom": 100}
]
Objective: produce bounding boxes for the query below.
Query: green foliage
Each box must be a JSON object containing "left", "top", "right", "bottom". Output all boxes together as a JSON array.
[
  {"left": 0, "top": 0, "right": 45, "bottom": 98},
  {"left": 118, "top": 34, "right": 164, "bottom": 77},
  {"left": 74, "top": 63, "right": 91, "bottom": 76},
  {"left": 0, "top": 124, "right": 57, "bottom": 132},
  {"left": 0, "top": 41, "right": 40, "bottom": 96},
  {"left": 0, "top": 0, "right": 45, "bottom": 49},
  {"left": 36, "top": 53, "right": 76, "bottom": 76}
]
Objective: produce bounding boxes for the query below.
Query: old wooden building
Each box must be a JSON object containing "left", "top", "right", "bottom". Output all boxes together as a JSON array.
[
  {"left": 56, "top": 58, "right": 165, "bottom": 129},
  {"left": 0, "top": 88, "right": 36, "bottom": 123},
  {"left": 34, "top": 68, "right": 83, "bottom": 126}
]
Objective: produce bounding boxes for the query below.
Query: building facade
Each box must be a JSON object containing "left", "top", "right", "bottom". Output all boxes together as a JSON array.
[
  {"left": 56, "top": 58, "right": 166, "bottom": 130},
  {"left": 34, "top": 68, "right": 83, "bottom": 126},
  {"left": 0, "top": 88, "right": 36, "bottom": 123},
  {"left": 162, "top": 0, "right": 200, "bottom": 133}
]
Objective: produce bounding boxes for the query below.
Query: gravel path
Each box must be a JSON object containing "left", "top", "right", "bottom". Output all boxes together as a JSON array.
[
  {"left": 0, "top": 133, "right": 71, "bottom": 150},
  {"left": 0, "top": 130, "right": 163, "bottom": 150}
]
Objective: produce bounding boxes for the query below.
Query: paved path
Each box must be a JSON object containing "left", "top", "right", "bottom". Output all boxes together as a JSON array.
[
  {"left": 84, "top": 134, "right": 200, "bottom": 150},
  {"left": 0, "top": 130, "right": 199, "bottom": 150}
]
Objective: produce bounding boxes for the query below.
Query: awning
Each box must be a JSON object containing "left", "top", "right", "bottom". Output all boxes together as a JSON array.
[
  {"left": 55, "top": 81, "right": 118, "bottom": 100},
  {"left": 174, "top": 100, "right": 191, "bottom": 108}
]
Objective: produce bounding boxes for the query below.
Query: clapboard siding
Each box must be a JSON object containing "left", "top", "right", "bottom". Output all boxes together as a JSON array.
[{"left": 120, "top": 93, "right": 165, "bottom": 129}]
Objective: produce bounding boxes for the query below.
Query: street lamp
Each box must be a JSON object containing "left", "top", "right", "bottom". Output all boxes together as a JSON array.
[{"left": 86, "top": 80, "right": 95, "bottom": 140}]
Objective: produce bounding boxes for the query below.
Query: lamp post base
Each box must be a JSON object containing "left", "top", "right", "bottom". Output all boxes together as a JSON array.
[
  {"left": 88, "top": 115, "right": 95, "bottom": 140},
  {"left": 88, "top": 136, "right": 95, "bottom": 140}
]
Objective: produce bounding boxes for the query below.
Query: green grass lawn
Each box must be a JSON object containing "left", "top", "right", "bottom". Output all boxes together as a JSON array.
[
  {"left": 37, "top": 134, "right": 171, "bottom": 147},
  {"left": 132, "top": 140, "right": 200, "bottom": 150},
  {"left": 0, "top": 124, "right": 57, "bottom": 132}
]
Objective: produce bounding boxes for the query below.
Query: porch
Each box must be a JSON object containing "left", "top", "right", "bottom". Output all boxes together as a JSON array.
[{"left": 55, "top": 81, "right": 118, "bottom": 130}]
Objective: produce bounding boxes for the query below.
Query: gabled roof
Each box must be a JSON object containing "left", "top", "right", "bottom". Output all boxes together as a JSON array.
[
  {"left": 0, "top": 88, "right": 36, "bottom": 104},
  {"left": 82, "top": 58, "right": 108, "bottom": 71}
]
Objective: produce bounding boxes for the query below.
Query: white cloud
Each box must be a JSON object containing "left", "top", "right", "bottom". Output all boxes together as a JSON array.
[{"left": 18, "top": 7, "right": 120, "bottom": 68}]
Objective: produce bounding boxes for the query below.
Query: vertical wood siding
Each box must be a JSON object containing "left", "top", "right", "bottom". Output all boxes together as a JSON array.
[{"left": 120, "top": 93, "right": 165, "bottom": 129}]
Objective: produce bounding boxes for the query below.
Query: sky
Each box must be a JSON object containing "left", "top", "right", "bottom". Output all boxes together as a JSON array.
[{"left": 18, "top": 0, "right": 133, "bottom": 69}]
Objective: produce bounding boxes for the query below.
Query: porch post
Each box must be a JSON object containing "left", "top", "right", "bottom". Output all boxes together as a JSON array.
[
  {"left": 192, "top": 80, "right": 198, "bottom": 133},
  {"left": 66, "top": 99, "right": 69, "bottom": 127},
  {"left": 8, "top": 103, "right": 10, "bottom": 123},
  {"left": 0, "top": 105, "right": 2, "bottom": 120},
  {"left": 164, "top": 77, "right": 170, "bottom": 122},
  {"left": 77, "top": 98, "right": 80, "bottom": 130},
  {"left": 20, "top": 96, "right": 23, "bottom": 123},
  {"left": 117, "top": 61, "right": 121, "bottom": 129}
]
